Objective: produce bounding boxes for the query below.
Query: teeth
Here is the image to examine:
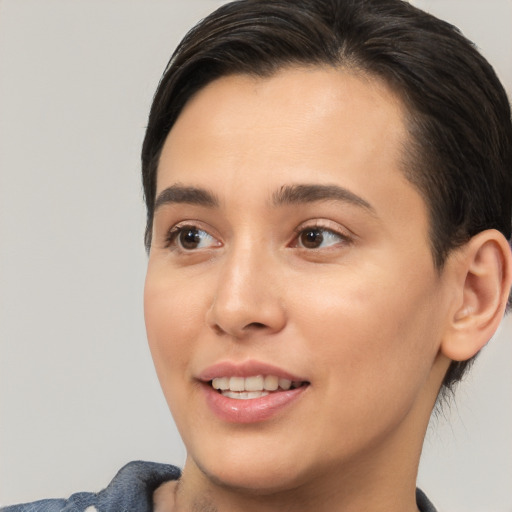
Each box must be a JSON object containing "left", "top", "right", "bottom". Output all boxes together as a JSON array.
[
  {"left": 278, "top": 378, "right": 292, "bottom": 390},
  {"left": 212, "top": 377, "right": 229, "bottom": 390},
  {"left": 223, "top": 391, "right": 270, "bottom": 400},
  {"left": 264, "top": 375, "right": 278, "bottom": 391},
  {"left": 211, "top": 375, "right": 301, "bottom": 394},
  {"left": 229, "top": 376, "right": 245, "bottom": 392},
  {"left": 245, "top": 375, "right": 264, "bottom": 391}
]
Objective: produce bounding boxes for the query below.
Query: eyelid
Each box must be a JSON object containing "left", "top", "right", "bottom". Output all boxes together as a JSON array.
[
  {"left": 291, "top": 219, "right": 355, "bottom": 248},
  {"left": 164, "top": 221, "right": 222, "bottom": 251},
  {"left": 293, "top": 219, "right": 354, "bottom": 237}
]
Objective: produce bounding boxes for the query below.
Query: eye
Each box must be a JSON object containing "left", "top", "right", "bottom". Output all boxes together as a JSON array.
[
  {"left": 167, "top": 225, "right": 220, "bottom": 251},
  {"left": 295, "top": 226, "right": 350, "bottom": 249}
]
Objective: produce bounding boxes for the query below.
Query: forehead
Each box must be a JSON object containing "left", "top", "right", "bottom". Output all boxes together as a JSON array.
[
  {"left": 159, "top": 66, "right": 409, "bottom": 185},
  {"left": 159, "top": 67, "right": 417, "bottom": 203}
]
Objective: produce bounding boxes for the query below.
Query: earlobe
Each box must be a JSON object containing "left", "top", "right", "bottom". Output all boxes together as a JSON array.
[{"left": 441, "top": 230, "right": 512, "bottom": 362}]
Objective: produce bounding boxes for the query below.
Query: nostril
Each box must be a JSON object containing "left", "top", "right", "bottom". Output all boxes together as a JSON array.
[
  {"left": 210, "top": 321, "right": 267, "bottom": 337},
  {"left": 212, "top": 324, "right": 225, "bottom": 335},
  {"left": 245, "top": 322, "right": 267, "bottom": 330}
]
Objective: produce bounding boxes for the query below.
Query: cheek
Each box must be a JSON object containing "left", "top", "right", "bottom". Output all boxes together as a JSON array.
[
  {"left": 292, "top": 281, "right": 441, "bottom": 453},
  {"left": 144, "top": 270, "right": 210, "bottom": 438},
  {"left": 144, "top": 267, "right": 204, "bottom": 382},
  {"left": 290, "top": 262, "right": 443, "bottom": 398}
]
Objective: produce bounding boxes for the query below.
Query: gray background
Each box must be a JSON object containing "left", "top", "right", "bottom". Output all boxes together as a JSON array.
[{"left": 0, "top": 1, "right": 510, "bottom": 511}]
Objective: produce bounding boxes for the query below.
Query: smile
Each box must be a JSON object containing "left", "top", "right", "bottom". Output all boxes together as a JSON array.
[
  {"left": 199, "top": 361, "right": 310, "bottom": 421},
  {"left": 211, "top": 375, "right": 305, "bottom": 399}
]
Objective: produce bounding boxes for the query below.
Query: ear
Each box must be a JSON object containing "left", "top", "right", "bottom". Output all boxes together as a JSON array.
[{"left": 441, "top": 229, "right": 512, "bottom": 362}]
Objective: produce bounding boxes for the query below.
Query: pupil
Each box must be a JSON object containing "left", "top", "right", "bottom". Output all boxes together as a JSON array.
[
  {"left": 180, "top": 229, "right": 201, "bottom": 249},
  {"left": 302, "top": 229, "right": 323, "bottom": 248}
]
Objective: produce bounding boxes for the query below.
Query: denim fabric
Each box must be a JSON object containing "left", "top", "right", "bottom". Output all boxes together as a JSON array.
[{"left": 1, "top": 461, "right": 181, "bottom": 512}]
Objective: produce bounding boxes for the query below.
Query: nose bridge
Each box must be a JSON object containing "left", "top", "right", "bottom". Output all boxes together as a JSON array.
[{"left": 208, "top": 235, "right": 286, "bottom": 337}]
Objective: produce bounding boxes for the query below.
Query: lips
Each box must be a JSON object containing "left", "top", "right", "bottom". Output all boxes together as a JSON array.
[
  {"left": 198, "top": 361, "right": 309, "bottom": 423},
  {"left": 199, "top": 360, "right": 307, "bottom": 382}
]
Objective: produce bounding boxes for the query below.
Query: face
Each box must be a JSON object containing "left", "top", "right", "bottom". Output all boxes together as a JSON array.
[{"left": 144, "top": 67, "right": 452, "bottom": 494}]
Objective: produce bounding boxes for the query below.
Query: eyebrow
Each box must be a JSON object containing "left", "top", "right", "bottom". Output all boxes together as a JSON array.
[
  {"left": 154, "top": 183, "right": 375, "bottom": 214},
  {"left": 154, "top": 185, "right": 219, "bottom": 210},
  {"left": 272, "top": 184, "right": 375, "bottom": 213}
]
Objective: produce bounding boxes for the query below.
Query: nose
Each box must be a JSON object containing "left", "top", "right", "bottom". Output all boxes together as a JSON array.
[{"left": 206, "top": 243, "right": 287, "bottom": 339}]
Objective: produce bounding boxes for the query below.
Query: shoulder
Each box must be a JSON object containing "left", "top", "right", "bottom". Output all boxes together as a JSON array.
[{"left": 1, "top": 461, "right": 181, "bottom": 512}]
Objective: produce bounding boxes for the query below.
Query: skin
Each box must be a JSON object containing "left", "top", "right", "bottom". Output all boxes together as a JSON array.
[{"left": 144, "top": 67, "right": 510, "bottom": 512}]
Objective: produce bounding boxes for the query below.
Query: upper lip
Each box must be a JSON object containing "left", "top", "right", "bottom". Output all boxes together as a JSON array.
[{"left": 198, "top": 360, "right": 308, "bottom": 383}]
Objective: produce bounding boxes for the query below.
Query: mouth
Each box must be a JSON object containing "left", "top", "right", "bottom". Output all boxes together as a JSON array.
[
  {"left": 210, "top": 375, "right": 309, "bottom": 400},
  {"left": 200, "top": 363, "right": 310, "bottom": 422}
]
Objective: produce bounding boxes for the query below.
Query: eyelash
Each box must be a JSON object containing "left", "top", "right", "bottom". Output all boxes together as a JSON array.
[
  {"left": 292, "top": 222, "right": 353, "bottom": 250},
  {"left": 164, "top": 224, "right": 219, "bottom": 251},
  {"left": 164, "top": 221, "right": 353, "bottom": 252}
]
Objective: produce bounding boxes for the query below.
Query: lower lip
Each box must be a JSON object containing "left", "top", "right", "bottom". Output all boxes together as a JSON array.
[{"left": 202, "top": 383, "right": 308, "bottom": 423}]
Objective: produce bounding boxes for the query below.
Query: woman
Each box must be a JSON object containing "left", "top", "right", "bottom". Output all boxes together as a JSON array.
[{"left": 2, "top": 0, "right": 511, "bottom": 510}]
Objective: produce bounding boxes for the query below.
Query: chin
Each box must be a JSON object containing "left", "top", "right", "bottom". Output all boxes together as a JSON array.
[
  {"left": 187, "top": 436, "right": 314, "bottom": 495},
  {"left": 200, "top": 461, "right": 304, "bottom": 496}
]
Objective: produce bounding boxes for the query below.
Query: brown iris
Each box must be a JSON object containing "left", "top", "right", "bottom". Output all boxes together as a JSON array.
[{"left": 300, "top": 228, "right": 324, "bottom": 249}]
